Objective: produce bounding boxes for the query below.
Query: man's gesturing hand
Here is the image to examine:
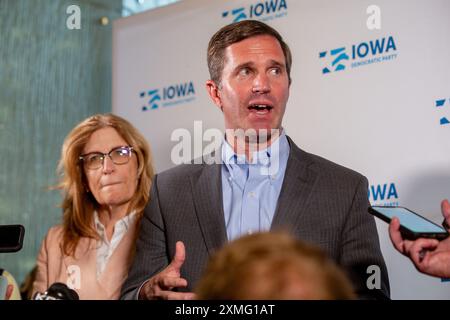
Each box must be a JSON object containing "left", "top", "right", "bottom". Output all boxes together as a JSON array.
[{"left": 139, "top": 241, "right": 197, "bottom": 300}]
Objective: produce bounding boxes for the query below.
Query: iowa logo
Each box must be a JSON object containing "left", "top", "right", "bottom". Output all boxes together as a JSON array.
[{"left": 140, "top": 81, "right": 196, "bottom": 111}]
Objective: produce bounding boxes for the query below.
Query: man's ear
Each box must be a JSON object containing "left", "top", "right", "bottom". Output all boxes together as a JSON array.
[{"left": 205, "top": 80, "right": 222, "bottom": 111}]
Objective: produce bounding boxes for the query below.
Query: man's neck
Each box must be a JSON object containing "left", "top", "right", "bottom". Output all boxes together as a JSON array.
[{"left": 225, "top": 128, "right": 282, "bottom": 162}]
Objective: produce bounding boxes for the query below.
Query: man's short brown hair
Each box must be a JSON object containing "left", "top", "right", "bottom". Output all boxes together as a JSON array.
[{"left": 207, "top": 20, "right": 292, "bottom": 86}]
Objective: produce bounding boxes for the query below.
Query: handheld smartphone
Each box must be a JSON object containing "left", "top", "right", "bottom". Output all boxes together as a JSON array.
[
  {"left": 368, "top": 206, "right": 449, "bottom": 240},
  {"left": 0, "top": 225, "right": 25, "bottom": 253}
]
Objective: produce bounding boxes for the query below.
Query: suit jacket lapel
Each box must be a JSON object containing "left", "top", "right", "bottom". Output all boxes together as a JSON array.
[
  {"left": 189, "top": 139, "right": 318, "bottom": 253},
  {"left": 190, "top": 162, "right": 228, "bottom": 255},
  {"left": 271, "top": 138, "right": 318, "bottom": 232}
]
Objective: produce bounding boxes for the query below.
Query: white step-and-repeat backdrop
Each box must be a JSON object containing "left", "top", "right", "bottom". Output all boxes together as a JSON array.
[{"left": 112, "top": 0, "right": 450, "bottom": 299}]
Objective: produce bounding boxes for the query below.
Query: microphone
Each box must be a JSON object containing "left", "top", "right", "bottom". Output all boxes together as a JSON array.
[
  {"left": 33, "top": 282, "right": 79, "bottom": 300},
  {"left": 0, "top": 225, "right": 25, "bottom": 253}
]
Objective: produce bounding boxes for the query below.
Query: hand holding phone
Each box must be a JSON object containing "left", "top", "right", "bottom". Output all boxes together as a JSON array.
[
  {"left": 368, "top": 206, "right": 449, "bottom": 240},
  {"left": 384, "top": 200, "right": 450, "bottom": 278}
]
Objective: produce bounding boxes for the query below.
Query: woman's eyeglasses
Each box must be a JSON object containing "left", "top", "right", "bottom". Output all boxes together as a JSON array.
[{"left": 79, "top": 146, "right": 134, "bottom": 170}]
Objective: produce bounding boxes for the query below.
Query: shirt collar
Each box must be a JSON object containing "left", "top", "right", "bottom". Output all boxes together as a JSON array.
[
  {"left": 94, "top": 210, "right": 137, "bottom": 235},
  {"left": 221, "top": 129, "right": 288, "bottom": 166}
]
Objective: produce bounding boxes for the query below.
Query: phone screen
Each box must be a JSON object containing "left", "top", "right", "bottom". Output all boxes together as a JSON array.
[{"left": 373, "top": 207, "right": 445, "bottom": 233}]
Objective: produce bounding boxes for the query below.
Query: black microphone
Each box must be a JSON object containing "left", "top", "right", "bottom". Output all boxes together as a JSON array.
[
  {"left": 33, "top": 282, "right": 79, "bottom": 300},
  {"left": 0, "top": 225, "right": 25, "bottom": 253}
]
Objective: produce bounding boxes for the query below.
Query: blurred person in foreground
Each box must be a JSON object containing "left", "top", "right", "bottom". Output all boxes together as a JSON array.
[
  {"left": 32, "top": 113, "right": 154, "bottom": 299},
  {"left": 195, "top": 231, "right": 355, "bottom": 300}
]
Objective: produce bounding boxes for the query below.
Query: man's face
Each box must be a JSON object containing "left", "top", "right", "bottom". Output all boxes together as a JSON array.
[{"left": 207, "top": 35, "right": 290, "bottom": 135}]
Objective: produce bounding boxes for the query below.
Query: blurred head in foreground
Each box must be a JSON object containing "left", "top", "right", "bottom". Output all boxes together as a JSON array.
[{"left": 195, "top": 231, "right": 355, "bottom": 300}]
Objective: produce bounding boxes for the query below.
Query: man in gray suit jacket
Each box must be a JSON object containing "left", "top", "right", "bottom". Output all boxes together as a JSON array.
[{"left": 121, "top": 20, "right": 390, "bottom": 300}]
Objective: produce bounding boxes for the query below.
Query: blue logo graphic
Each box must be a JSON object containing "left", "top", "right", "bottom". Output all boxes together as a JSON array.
[
  {"left": 435, "top": 98, "right": 450, "bottom": 125},
  {"left": 320, "top": 36, "right": 398, "bottom": 74},
  {"left": 140, "top": 81, "right": 196, "bottom": 111},
  {"left": 369, "top": 182, "right": 399, "bottom": 206},
  {"left": 222, "top": 7, "right": 246, "bottom": 22},
  {"left": 319, "top": 47, "right": 349, "bottom": 74},
  {"left": 140, "top": 89, "right": 160, "bottom": 111},
  {"left": 222, "top": 0, "right": 288, "bottom": 23}
]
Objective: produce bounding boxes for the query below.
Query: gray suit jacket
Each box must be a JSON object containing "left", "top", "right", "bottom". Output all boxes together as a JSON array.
[{"left": 121, "top": 137, "right": 390, "bottom": 299}]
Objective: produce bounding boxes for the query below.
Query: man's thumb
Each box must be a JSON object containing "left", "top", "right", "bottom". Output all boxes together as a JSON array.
[
  {"left": 442, "top": 199, "right": 450, "bottom": 228},
  {"left": 170, "top": 241, "right": 186, "bottom": 271}
]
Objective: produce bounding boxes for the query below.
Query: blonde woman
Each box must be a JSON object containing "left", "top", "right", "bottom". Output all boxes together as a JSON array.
[{"left": 32, "top": 114, "right": 154, "bottom": 299}]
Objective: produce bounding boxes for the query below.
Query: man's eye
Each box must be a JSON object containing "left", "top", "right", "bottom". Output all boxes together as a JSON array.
[
  {"left": 269, "top": 68, "right": 281, "bottom": 75},
  {"left": 238, "top": 68, "right": 251, "bottom": 76}
]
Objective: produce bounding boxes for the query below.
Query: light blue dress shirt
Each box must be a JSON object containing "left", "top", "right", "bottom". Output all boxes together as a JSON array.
[{"left": 221, "top": 131, "right": 290, "bottom": 241}]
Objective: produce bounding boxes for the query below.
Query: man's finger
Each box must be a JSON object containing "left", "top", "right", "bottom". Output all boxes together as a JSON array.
[
  {"left": 441, "top": 199, "right": 450, "bottom": 228},
  {"left": 158, "top": 290, "right": 197, "bottom": 300},
  {"left": 409, "top": 238, "right": 439, "bottom": 267},
  {"left": 389, "top": 217, "right": 405, "bottom": 253},
  {"left": 140, "top": 279, "right": 159, "bottom": 300},
  {"left": 159, "top": 276, "right": 188, "bottom": 290},
  {"left": 168, "top": 241, "right": 186, "bottom": 272}
]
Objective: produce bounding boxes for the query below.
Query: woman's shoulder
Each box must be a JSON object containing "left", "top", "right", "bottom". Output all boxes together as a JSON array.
[
  {"left": 44, "top": 225, "right": 64, "bottom": 243},
  {"left": 36, "top": 225, "right": 65, "bottom": 260}
]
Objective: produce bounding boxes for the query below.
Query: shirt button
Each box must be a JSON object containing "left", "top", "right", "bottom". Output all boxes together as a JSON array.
[
  {"left": 248, "top": 192, "right": 255, "bottom": 198},
  {"left": 247, "top": 230, "right": 253, "bottom": 235}
]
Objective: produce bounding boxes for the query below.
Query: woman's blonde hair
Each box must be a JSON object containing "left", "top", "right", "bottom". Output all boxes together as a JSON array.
[{"left": 57, "top": 113, "right": 154, "bottom": 256}]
